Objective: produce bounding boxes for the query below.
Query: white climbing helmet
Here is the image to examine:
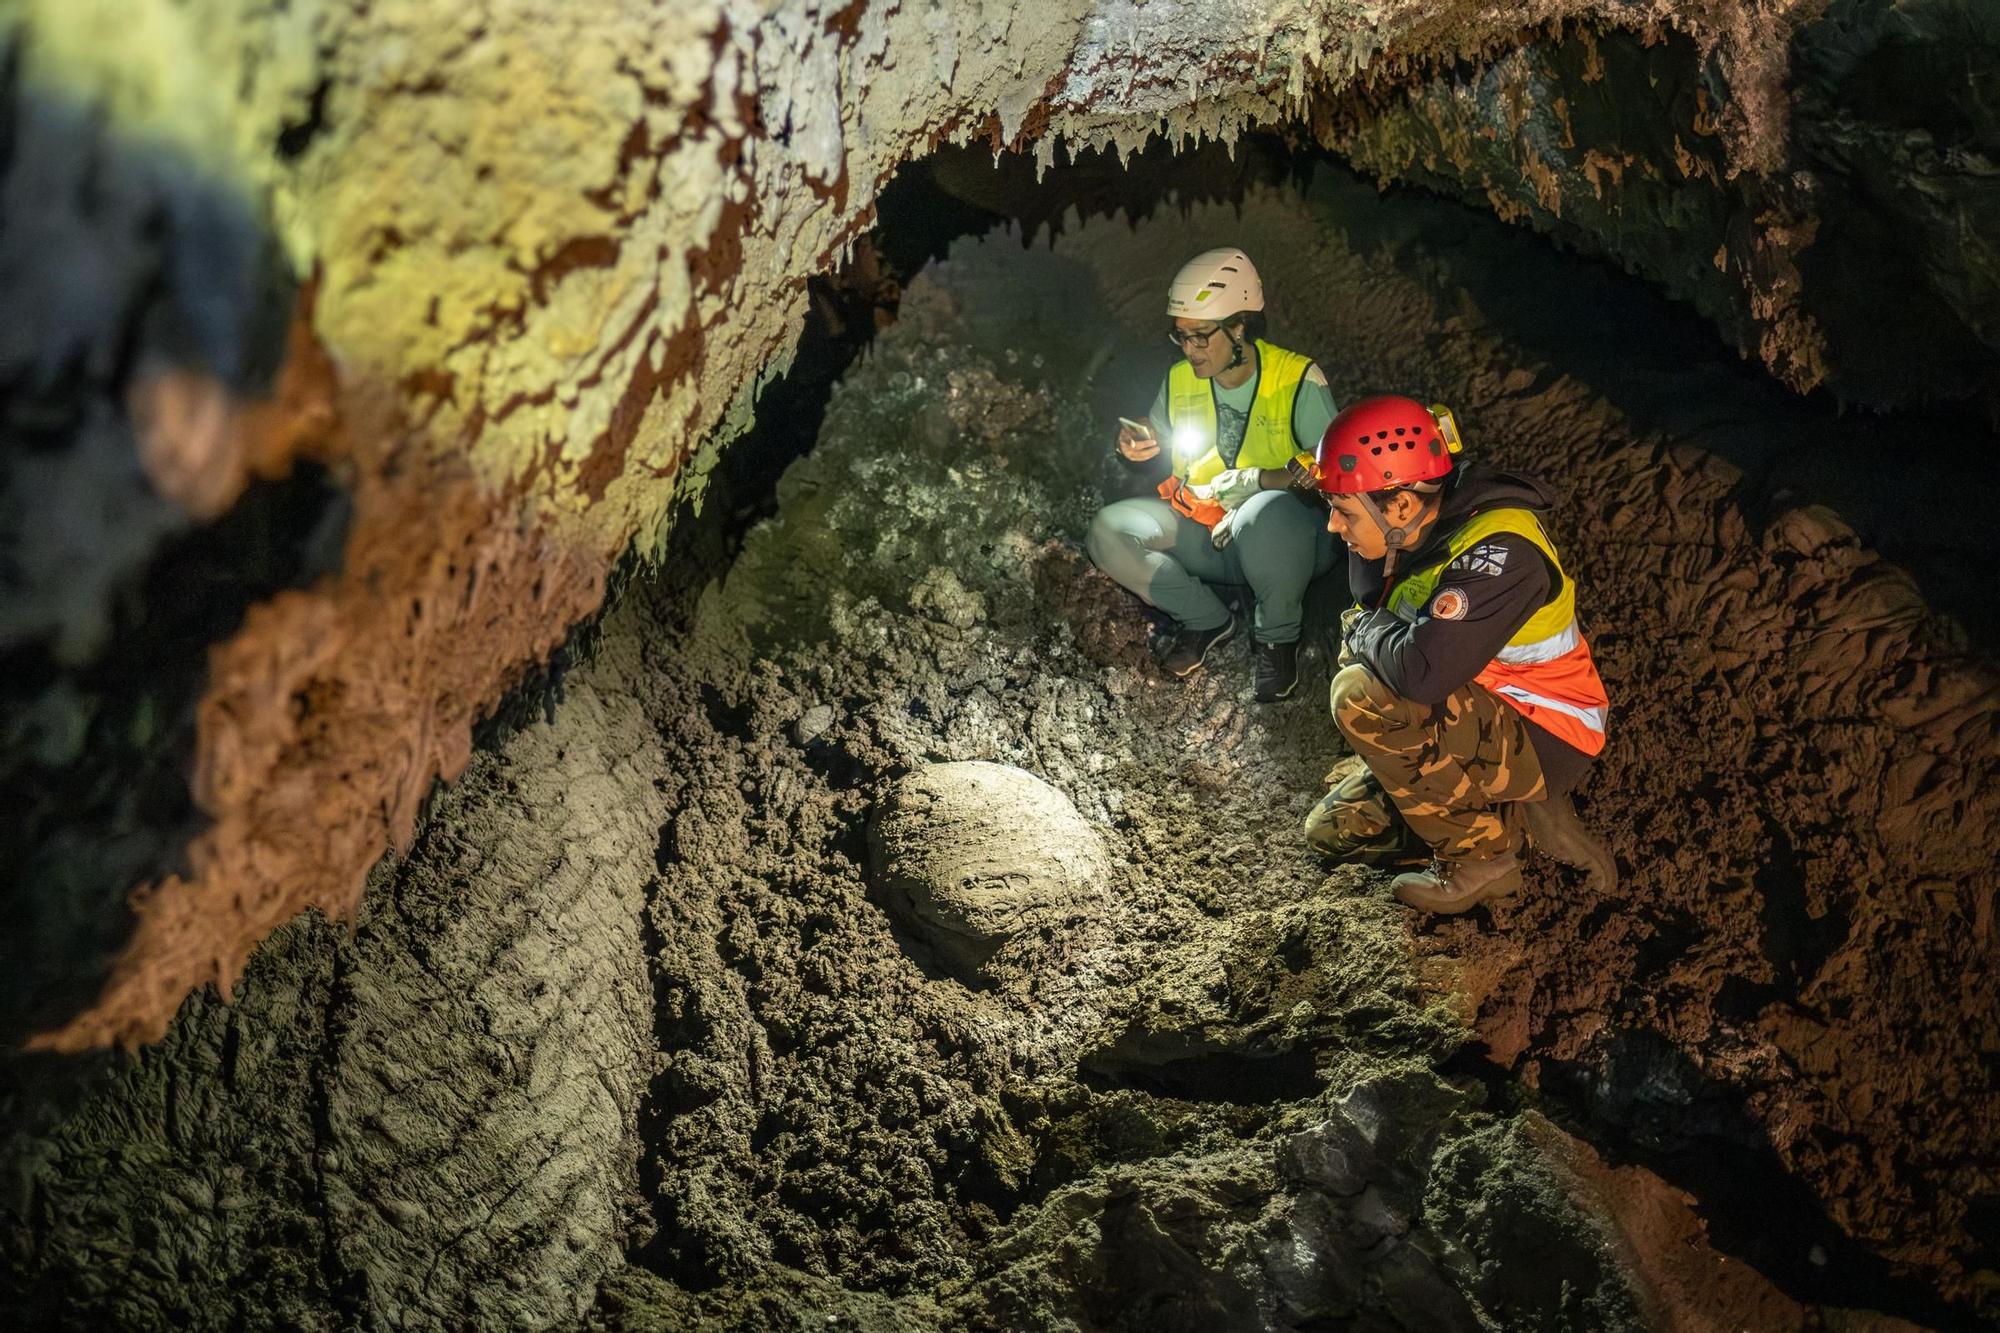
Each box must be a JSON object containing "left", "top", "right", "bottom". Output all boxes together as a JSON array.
[{"left": 1166, "top": 247, "right": 1265, "bottom": 321}]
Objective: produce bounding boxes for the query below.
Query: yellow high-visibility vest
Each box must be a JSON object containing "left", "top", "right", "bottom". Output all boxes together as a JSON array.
[{"left": 1165, "top": 340, "right": 1313, "bottom": 485}]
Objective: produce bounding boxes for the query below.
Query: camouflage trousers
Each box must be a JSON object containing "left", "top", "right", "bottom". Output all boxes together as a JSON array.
[{"left": 1303, "top": 664, "right": 1547, "bottom": 863}]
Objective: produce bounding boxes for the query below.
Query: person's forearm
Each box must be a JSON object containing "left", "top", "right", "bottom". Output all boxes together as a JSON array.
[{"left": 1348, "top": 556, "right": 1552, "bottom": 703}]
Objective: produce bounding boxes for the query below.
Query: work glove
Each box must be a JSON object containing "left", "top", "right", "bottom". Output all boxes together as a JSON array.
[
  {"left": 1210, "top": 508, "right": 1238, "bottom": 550},
  {"left": 1209, "top": 467, "right": 1264, "bottom": 510},
  {"left": 1337, "top": 606, "right": 1365, "bottom": 668}
]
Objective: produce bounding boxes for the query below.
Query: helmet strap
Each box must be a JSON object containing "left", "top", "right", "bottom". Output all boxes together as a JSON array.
[
  {"left": 1223, "top": 326, "right": 1249, "bottom": 371},
  {"left": 1356, "top": 490, "right": 1425, "bottom": 582}
]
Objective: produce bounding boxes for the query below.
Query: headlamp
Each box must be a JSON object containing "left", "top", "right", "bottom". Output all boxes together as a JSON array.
[{"left": 1428, "top": 403, "right": 1465, "bottom": 455}]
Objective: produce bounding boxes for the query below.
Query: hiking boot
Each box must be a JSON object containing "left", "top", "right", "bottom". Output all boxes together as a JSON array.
[
  {"left": 1524, "top": 794, "right": 1618, "bottom": 891},
  {"left": 1161, "top": 614, "right": 1236, "bottom": 677},
  {"left": 1254, "top": 638, "right": 1301, "bottom": 702},
  {"left": 1391, "top": 851, "right": 1523, "bottom": 914}
]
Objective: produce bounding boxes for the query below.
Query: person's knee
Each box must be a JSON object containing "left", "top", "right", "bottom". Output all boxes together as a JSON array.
[
  {"left": 1334, "top": 662, "right": 1421, "bottom": 753},
  {"left": 1236, "top": 489, "right": 1290, "bottom": 521},
  {"left": 1302, "top": 783, "right": 1408, "bottom": 862},
  {"left": 1330, "top": 662, "right": 1389, "bottom": 722},
  {"left": 1302, "top": 793, "right": 1359, "bottom": 852},
  {"left": 1085, "top": 506, "right": 1133, "bottom": 572},
  {"left": 1302, "top": 806, "right": 1374, "bottom": 858},
  {"left": 1228, "top": 490, "right": 1297, "bottom": 549},
  {"left": 1235, "top": 495, "right": 1315, "bottom": 592}
]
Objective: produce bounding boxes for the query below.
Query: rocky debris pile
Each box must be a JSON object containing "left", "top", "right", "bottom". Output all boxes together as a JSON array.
[
  {"left": 869, "top": 761, "right": 1113, "bottom": 978},
  {"left": 944, "top": 1067, "right": 1645, "bottom": 1331}
]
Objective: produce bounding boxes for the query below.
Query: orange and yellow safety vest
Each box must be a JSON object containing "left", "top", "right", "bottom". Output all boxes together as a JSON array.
[{"left": 1385, "top": 507, "right": 1609, "bottom": 756}]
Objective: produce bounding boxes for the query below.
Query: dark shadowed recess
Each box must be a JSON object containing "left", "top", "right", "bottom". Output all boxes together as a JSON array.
[
  {"left": 0, "top": 466, "right": 349, "bottom": 1045},
  {"left": 0, "top": 63, "right": 341, "bottom": 1054},
  {"left": 1435, "top": 1035, "right": 1965, "bottom": 1325},
  {"left": 1538, "top": 1034, "right": 1970, "bottom": 1329},
  {"left": 1079, "top": 1044, "right": 1325, "bottom": 1106}
]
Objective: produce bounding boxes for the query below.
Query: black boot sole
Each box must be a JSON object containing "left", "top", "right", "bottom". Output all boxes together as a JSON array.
[{"left": 1166, "top": 616, "right": 1238, "bottom": 677}]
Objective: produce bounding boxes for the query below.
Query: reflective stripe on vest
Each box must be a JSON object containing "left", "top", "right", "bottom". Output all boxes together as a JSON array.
[
  {"left": 1495, "top": 619, "right": 1580, "bottom": 665},
  {"left": 1479, "top": 638, "right": 1610, "bottom": 747},
  {"left": 1165, "top": 341, "right": 1313, "bottom": 487},
  {"left": 1492, "top": 683, "right": 1608, "bottom": 733},
  {"left": 1385, "top": 507, "right": 1609, "bottom": 756}
]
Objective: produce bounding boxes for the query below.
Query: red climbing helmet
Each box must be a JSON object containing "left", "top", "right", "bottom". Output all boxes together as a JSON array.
[{"left": 1312, "top": 395, "right": 1463, "bottom": 495}]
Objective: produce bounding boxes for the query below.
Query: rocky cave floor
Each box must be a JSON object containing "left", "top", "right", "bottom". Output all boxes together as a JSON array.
[{"left": 7, "top": 166, "right": 1998, "bottom": 1331}]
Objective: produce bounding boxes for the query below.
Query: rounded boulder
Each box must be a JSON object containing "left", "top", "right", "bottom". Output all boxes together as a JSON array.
[{"left": 868, "top": 761, "right": 1110, "bottom": 976}]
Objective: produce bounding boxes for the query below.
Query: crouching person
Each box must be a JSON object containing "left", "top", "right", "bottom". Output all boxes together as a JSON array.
[
  {"left": 1300, "top": 396, "right": 1617, "bottom": 913},
  {"left": 1085, "top": 247, "right": 1340, "bottom": 702}
]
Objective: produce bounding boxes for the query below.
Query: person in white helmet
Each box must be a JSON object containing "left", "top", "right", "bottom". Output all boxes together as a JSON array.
[{"left": 1085, "top": 247, "right": 1341, "bottom": 702}]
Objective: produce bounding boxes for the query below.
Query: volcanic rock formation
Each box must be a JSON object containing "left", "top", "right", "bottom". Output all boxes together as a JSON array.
[
  {"left": 3, "top": 0, "right": 1998, "bottom": 1328},
  {"left": 869, "top": 761, "right": 1112, "bottom": 978},
  {"left": 10, "top": 173, "right": 1995, "bottom": 1326},
  {"left": 8, "top": 0, "right": 1990, "bottom": 1055}
]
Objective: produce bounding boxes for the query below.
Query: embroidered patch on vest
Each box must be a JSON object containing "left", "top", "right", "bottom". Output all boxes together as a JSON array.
[
  {"left": 1448, "top": 542, "right": 1509, "bottom": 577},
  {"left": 1429, "top": 587, "right": 1469, "bottom": 621}
]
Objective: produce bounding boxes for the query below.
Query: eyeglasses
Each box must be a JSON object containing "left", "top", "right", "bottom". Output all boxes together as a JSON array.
[{"left": 1166, "top": 324, "right": 1226, "bottom": 350}]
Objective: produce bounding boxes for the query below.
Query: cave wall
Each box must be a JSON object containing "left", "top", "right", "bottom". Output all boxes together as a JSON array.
[
  {"left": 6, "top": 240, "right": 1672, "bottom": 1328},
  {"left": 1321, "top": 2, "right": 2000, "bottom": 412},
  {"left": 1, "top": 0, "right": 1271, "bottom": 1052},
  {"left": 16, "top": 178, "right": 1986, "bottom": 1327},
  {"left": 3, "top": 643, "right": 663, "bottom": 1328},
  {"left": 0, "top": 0, "right": 1983, "bottom": 1067}
]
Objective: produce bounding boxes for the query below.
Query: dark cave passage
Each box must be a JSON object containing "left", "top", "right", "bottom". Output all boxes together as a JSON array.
[
  {"left": 706, "top": 129, "right": 2000, "bottom": 661},
  {"left": 696, "top": 137, "right": 1998, "bottom": 1327},
  {"left": 5, "top": 10, "right": 1999, "bottom": 1333},
  {"left": 461, "top": 139, "right": 1999, "bottom": 1327}
]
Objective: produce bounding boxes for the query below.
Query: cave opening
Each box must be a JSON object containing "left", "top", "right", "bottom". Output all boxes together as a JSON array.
[{"left": 6, "top": 9, "right": 1999, "bottom": 1333}]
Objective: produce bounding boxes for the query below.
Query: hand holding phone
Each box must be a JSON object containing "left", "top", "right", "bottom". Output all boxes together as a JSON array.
[{"left": 1116, "top": 416, "right": 1160, "bottom": 462}]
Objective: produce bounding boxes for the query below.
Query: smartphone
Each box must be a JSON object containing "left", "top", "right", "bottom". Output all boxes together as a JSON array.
[{"left": 1117, "top": 416, "right": 1155, "bottom": 440}]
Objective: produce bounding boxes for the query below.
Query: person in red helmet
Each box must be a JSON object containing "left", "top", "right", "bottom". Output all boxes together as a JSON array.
[{"left": 1300, "top": 394, "right": 1617, "bottom": 913}]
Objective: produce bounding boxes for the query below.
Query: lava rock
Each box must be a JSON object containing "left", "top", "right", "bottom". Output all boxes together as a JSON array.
[
  {"left": 867, "top": 761, "right": 1109, "bottom": 976},
  {"left": 908, "top": 567, "right": 986, "bottom": 630},
  {"left": 1260, "top": 1191, "right": 1480, "bottom": 1331},
  {"left": 792, "top": 703, "right": 836, "bottom": 744},
  {"left": 1283, "top": 1069, "right": 1469, "bottom": 1201},
  {"left": 1423, "top": 1116, "right": 1645, "bottom": 1327},
  {"left": 1282, "top": 1118, "right": 1372, "bottom": 1198}
]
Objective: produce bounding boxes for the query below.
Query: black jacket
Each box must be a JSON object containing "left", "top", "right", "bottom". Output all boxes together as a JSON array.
[{"left": 1344, "top": 463, "right": 1595, "bottom": 793}]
